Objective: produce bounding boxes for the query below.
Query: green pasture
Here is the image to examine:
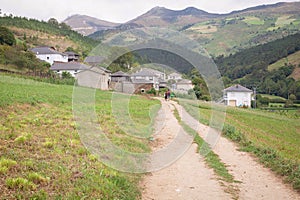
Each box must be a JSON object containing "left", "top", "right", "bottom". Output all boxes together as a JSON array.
[{"left": 0, "top": 74, "right": 160, "bottom": 199}]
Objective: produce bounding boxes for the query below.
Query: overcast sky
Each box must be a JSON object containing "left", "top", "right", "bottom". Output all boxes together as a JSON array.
[{"left": 1, "top": 0, "right": 298, "bottom": 23}]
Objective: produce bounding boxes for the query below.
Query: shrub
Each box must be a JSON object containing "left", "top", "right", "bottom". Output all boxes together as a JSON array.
[
  {"left": 27, "top": 172, "right": 49, "bottom": 184},
  {"left": 0, "top": 158, "right": 17, "bottom": 174},
  {"left": 146, "top": 88, "right": 156, "bottom": 95}
]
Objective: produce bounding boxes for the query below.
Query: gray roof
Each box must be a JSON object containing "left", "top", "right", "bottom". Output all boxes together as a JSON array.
[
  {"left": 84, "top": 56, "right": 105, "bottom": 64},
  {"left": 132, "top": 69, "right": 158, "bottom": 77},
  {"left": 98, "top": 66, "right": 111, "bottom": 73},
  {"left": 30, "top": 46, "right": 66, "bottom": 56},
  {"left": 77, "top": 66, "right": 111, "bottom": 75},
  {"left": 224, "top": 84, "right": 252, "bottom": 93},
  {"left": 111, "top": 71, "right": 130, "bottom": 77},
  {"left": 64, "top": 51, "right": 79, "bottom": 56},
  {"left": 50, "top": 61, "right": 89, "bottom": 71},
  {"left": 177, "top": 79, "right": 192, "bottom": 84},
  {"left": 131, "top": 79, "right": 154, "bottom": 84}
]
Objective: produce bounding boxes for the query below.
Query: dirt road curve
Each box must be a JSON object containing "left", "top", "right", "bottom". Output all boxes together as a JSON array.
[{"left": 140, "top": 99, "right": 300, "bottom": 200}]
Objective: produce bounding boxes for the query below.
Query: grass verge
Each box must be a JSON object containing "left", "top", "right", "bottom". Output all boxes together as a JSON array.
[
  {"left": 172, "top": 106, "right": 239, "bottom": 199},
  {"left": 178, "top": 99, "right": 300, "bottom": 192}
]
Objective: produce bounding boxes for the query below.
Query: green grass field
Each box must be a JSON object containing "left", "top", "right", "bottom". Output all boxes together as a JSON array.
[
  {"left": 243, "top": 16, "right": 265, "bottom": 25},
  {"left": 178, "top": 99, "right": 300, "bottom": 191},
  {"left": 0, "top": 74, "right": 160, "bottom": 199}
]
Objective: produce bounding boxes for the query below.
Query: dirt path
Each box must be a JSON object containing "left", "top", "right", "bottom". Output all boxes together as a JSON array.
[
  {"left": 141, "top": 99, "right": 231, "bottom": 200},
  {"left": 141, "top": 99, "right": 300, "bottom": 200},
  {"left": 173, "top": 100, "right": 300, "bottom": 200}
]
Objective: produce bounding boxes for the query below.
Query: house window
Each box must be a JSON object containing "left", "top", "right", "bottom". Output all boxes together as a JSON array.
[
  {"left": 47, "top": 57, "right": 49, "bottom": 60},
  {"left": 57, "top": 70, "right": 60, "bottom": 72},
  {"left": 75, "top": 70, "right": 78, "bottom": 72}
]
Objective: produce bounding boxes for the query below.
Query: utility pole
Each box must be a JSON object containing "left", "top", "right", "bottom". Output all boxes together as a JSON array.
[{"left": 253, "top": 86, "right": 257, "bottom": 109}]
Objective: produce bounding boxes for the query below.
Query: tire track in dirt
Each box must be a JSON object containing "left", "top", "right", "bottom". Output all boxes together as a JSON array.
[
  {"left": 173, "top": 100, "right": 300, "bottom": 200},
  {"left": 141, "top": 99, "right": 231, "bottom": 200}
]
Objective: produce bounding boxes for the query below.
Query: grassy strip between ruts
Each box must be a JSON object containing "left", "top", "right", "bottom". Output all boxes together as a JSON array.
[
  {"left": 172, "top": 106, "right": 240, "bottom": 199},
  {"left": 0, "top": 74, "right": 160, "bottom": 199},
  {"left": 178, "top": 99, "right": 300, "bottom": 192}
]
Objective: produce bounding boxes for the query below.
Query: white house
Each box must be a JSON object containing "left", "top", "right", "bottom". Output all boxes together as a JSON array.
[
  {"left": 30, "top": 46, "right": 68, "bottom": 65},
  {"left": 223, "top": 84, "right": 253, "bottom": 107},
  {"left": 167, "top": 72, "right": 182, "bottom": 80},
  {"left": 50, "top": 61, "right": 89, "bottom": 77}
]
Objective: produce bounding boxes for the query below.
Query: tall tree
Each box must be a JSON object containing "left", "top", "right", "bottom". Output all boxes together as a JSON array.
[{"left": 0, "top": 26, "right": 16, "bottom": 46}]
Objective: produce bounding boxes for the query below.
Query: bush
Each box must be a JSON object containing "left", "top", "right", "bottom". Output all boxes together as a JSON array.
[
  {"left": 0, "top": 26, "right": 16, "bottom": 46},
  {"left": 146, "top": 88, "right": 156, "bottom": 95}
]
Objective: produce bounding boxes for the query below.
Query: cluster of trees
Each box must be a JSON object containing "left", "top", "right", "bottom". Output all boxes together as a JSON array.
[
  {"left": 0, "top": 15, "right": 97, "bottom": 52},
  {"left": 0, "top": 26, "right": 49, "bottom": 73},
  {"left": 214, "top": 33, "right": 300, "bottom": 100}
]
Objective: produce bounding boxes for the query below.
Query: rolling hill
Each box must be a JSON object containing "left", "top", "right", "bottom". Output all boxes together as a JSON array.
[{"left": 81, "top": 2, "right": 300, "bottom": 56}]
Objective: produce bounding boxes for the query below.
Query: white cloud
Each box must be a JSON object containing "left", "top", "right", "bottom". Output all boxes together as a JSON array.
[{"left": 1, "top": 0, "right": 298, "bottom": 23}]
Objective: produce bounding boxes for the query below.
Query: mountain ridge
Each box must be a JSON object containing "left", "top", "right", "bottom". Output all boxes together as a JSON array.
[{"left": 64, "top": 2, "right": 300, "bottom": 34}]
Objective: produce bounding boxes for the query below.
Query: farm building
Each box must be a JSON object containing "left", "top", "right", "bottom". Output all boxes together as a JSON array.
[
  {"left": 77, "top": 66, "right": 111, "bottom": 90},
  {"left": 223, "top": 84, "right": 253, "bottom": 107}
]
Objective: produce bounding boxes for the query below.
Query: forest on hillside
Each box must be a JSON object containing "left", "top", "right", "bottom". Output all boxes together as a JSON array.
[{"left": 214, "top": 33, "right": 300, "bottom": 100}]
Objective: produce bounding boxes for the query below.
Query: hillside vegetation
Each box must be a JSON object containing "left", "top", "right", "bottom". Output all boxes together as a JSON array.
[
  {"left": 268, "top": 50, "right": 300, "bottom": 80},
  {"left": 0, "top": 16, "right": 98, "bottom": 56},
  {"left": 88, "top": 2, "right": 300, "bottom": 57},
  {"left": 214, "top": 33, "right": 300, "bottom": 100},
  {"left": 0, "top": 74, "right": 160, "bottom": 199}
]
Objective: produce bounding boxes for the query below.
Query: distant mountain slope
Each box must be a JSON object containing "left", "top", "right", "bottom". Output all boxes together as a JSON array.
[
  {"left": 85, "top": 2, "right": 300, "bottom": 56},
  {"left": 127, "top": 6, "right": 219, "bottom": 27},
  {"left": 63, "top": 14, "right": 119, "bottom": 36}
]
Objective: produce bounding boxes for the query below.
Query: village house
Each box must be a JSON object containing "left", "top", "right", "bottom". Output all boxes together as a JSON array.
[
  {"left": 77, "top": 66, "right": 111, "bottom": 90},
  {"left": 30, "top": 46, "right": 68, "bottom": 65},
  {"left": 223, "top": 84, "right": 253, "bottom": 107},
  {"left": 167, "top": 72, "right": 182, "bottom": 80},
  {"left": 130, "top": 68, "right": 164, "bottom": 90},
  {"left": 50, "top": 61, "right": 89, "bottom": 77},
  {"left": 110, "top": 71, "right": 130, "bottom": 82},
  {"left": 175, "top": 79, "right": 193, "bottom": 90}
]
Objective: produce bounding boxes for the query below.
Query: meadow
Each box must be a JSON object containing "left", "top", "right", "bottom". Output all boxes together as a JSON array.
[
  {"left": 178, "top": 99, "right": 300, "bottom": 191},
  {"left": 0, "top": 74, "right": 160, "bottom": 199}
]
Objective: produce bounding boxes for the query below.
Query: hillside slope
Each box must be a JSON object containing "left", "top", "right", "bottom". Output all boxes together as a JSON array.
[
  {"left": 268, "top": 50, "right": 300, "bottom": 80},
  {"left": 0, "top": 16, "right": 98, "bottom": 53},
  {"left": 63, "top": 14, "right": 119, "bottom": 36},
  {"left": 87, "top": 2, "right": 300, "bottom": 56},
  {"left": 214, "top": 33, "right": 300, "bottom": 99}
]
